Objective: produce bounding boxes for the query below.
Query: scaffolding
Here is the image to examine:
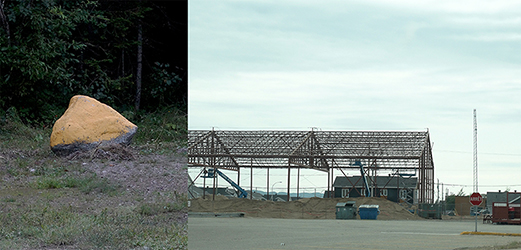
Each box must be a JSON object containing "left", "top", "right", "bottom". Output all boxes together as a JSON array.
[{"left": 188, "top": 129, "right": 435, "bottom": 203}]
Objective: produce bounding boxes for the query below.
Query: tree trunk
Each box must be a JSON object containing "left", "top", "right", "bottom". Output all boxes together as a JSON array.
[
  {"left": 121, "top": 48, "right": 125, "bottom": 77},
  {"left": 0, "top": 0, "right": 11, "bottom": 46},
  {"left": 135, "top": 22, "right": 142, "bottom": 111}
]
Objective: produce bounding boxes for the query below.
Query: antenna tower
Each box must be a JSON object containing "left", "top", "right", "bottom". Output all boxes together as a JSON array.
[{"left": 473, "top": 109, "right": 478, "bottom": 193}]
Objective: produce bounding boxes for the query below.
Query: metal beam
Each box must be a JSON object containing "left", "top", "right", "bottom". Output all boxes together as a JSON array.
[{"left": 188, "top": 129, "right": 435, "bottom": 203}]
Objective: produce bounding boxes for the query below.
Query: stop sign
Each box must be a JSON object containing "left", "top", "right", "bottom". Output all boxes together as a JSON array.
[{"left": 469, "top": 192, "right": 483, "bottom": 206}]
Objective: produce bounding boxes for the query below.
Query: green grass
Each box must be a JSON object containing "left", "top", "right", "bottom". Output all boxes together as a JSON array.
[
  {"left": 34, "top": 174, "right": 120, "bottom": 197},
  {"left": 0, "top": 204, "right": 187, "bottom": 249},
  {"left": 0, "top": 108, "right": 53, "bottom": 151},
  {"left": 133, "top": 107, "right": 187, "bottom": 154},
  {"left": 137, "top": 197, "right": 188, "bottom": 216},
  {"left": 35, "top": 177, "right": 64, "bottom": 189},
  {"left": 1, "top": 197, "right": 16, "bottom": 202}
]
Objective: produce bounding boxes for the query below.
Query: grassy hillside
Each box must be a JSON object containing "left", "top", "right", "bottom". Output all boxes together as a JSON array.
[{"left": 0, "top": 107, "right": 188, "bottom": 249}]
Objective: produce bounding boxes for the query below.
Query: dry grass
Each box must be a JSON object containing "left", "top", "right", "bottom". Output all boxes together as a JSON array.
[{"left": 0, "top": 202, "right": 187, "bottom": 249}]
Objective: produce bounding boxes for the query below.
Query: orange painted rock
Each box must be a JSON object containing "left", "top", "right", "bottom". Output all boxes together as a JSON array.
[{"left": 50, "top": 95, "right": 137, "bottom": 156}]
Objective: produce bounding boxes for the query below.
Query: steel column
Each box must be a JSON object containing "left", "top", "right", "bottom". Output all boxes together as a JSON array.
[
  {"left": 267, "top": 168, "right": 269, "bottom": 201},
  {"left": 287, "top": 161, "right": 291, "bottom": 201},
  {"left": 297, "top": 167, "right": 300, "bottom": 200}
]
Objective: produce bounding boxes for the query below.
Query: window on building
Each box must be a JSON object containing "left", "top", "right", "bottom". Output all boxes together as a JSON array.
[
  {"left": 361, "top": 188, "right": 366, "bottom": 197},
  {"left": 342, "top": 188, "right": 350, "bottom": 198},
  {"left": 380, "top": 188, "right": 388, "bottom": 197},
  {"left": 400, "top": 189, "right": 408, "bottom": 200}
]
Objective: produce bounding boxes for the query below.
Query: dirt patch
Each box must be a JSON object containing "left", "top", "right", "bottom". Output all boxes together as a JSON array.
[
  {"left": 82, "top": 149, "right": 187, "bottom": 198},
  {"left": 0, "top": 145, "right": 188, "bottom": 221},
  {"left": 0, "top": 145, "right": 188, "bottom": 249},
  {"left": 66, "top": 144, "right": 136, "bottom": 161},
  {"left": 189, "top": 196, "right": 423, "bottom": 220}
]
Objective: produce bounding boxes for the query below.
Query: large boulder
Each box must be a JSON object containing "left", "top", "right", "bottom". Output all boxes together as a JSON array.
[{"left": 50, "top": 95, "right": 137, "bottom": 156}]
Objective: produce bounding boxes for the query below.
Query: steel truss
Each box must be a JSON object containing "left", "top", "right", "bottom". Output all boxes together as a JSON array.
[{"left": 188, "top": 129, "right": 435, "bottom": 203}]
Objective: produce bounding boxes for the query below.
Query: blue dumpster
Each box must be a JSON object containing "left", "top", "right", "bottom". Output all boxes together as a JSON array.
[{"left": 358, "top": 205, "right": 379, "bottom": 220}]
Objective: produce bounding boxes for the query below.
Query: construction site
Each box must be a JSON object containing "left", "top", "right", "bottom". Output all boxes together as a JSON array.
[
  {"left": 188, "top": 129, "right": 440, "bottom": 219},
  {"left": 187, "top": 129, "right": 521, "bottom": 249},
  {"left": 188, "top": 129, "right": 521, "bottom": 223}
]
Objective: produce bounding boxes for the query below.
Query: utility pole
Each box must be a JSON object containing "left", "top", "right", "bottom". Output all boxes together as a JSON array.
[
  {"left": 437, "top": 179, "right": 439, "bottom": 203},
  {"left": 473, "top": 109, "right": 478, "bottom": 193},
  {"left": 473, "top": 109, "right": 479, "bottom": 232}
]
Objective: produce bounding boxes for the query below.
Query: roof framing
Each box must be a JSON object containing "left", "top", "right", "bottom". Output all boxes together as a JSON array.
[{"left": 188, "top": 129, "right": 435, "bottom": 203}]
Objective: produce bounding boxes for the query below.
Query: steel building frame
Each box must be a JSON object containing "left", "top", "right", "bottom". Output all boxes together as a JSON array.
[{"left": 188, "top": 129, "right": 435, "bottom": 203}]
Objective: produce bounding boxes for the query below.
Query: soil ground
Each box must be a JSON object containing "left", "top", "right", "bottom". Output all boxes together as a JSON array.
[
  {"left": 0, "top": 144, "right": 188, "bottom": 249},
  {"left": 1, "top": 145, "right": 188, "bottom": 216},
  {"left": 189, "top": 196, "right": 423, "bottom": 220}
]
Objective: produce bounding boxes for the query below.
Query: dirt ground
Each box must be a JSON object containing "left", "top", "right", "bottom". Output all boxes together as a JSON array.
[
  {"left": 0, "top": 144, "right": 189, "bottom": 231},
  {"left": 189, "top": 196, "right": 424, "bottom": 220}
]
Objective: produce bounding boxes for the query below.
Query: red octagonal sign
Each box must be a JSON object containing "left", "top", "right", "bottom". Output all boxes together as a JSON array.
[{"left": 469, "top": 192, "right": 483, "bottom": 206}]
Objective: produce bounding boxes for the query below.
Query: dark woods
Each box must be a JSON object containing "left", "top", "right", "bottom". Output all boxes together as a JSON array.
[{"left": 0, "top": 0, "right": 187, "bottom": 126}]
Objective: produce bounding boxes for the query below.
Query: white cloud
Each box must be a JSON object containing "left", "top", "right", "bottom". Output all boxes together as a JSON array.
[
  {"left": 447, "top": 16, "right": 521, "bottom": 26},
  {"left": 452, "top": 33, "right": 521, "bottom": 42},
  {"left": 360, "top": 0, "right": 521, "bottom": 14}
]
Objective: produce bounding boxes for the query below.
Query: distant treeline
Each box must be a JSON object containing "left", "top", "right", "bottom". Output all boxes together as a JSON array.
[{"left": 0, "top": 0, "right": 187, "bottom": 126}]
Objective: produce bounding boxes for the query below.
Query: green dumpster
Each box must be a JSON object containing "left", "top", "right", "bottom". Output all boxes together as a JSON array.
[
  {"left": 417, "top": 203, "right": 442, "bottom": 219},
  {"left": 336, "top": 201, "right": 357, "bottom": 219}
]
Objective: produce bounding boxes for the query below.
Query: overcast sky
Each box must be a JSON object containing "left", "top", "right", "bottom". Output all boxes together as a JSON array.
[{"left": 188, "top": 0, "right": 521, "bottom": 197}]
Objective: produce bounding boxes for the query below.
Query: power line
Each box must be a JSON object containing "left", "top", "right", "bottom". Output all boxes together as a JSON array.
[
  {"left": 443, "top": 183, "right": 521, "bottom": 188},
  {"left": 435, "top": 149, "right": 521, "bottom": 157}
]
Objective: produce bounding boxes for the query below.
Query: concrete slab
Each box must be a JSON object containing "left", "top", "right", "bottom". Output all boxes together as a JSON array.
[{"left": 188, "top": 217, "right": 521, "bottom": 249}]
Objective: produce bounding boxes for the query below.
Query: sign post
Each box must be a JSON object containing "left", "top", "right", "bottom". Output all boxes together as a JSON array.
[{"left": 470, "top": 192, "right": 483, "bottom": 232}]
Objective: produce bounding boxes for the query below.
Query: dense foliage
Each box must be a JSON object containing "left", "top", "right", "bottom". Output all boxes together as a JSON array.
[{"left": 0, "top": 0, "right": 187, "bottom": 126}]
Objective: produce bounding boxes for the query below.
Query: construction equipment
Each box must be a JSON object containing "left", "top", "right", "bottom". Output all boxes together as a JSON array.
[
  {"left": 205, "top": 168, "right": 248, "bottom": 198},
  {"left": 353, "top": 160, "right": 371, "bottom": 197}
]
